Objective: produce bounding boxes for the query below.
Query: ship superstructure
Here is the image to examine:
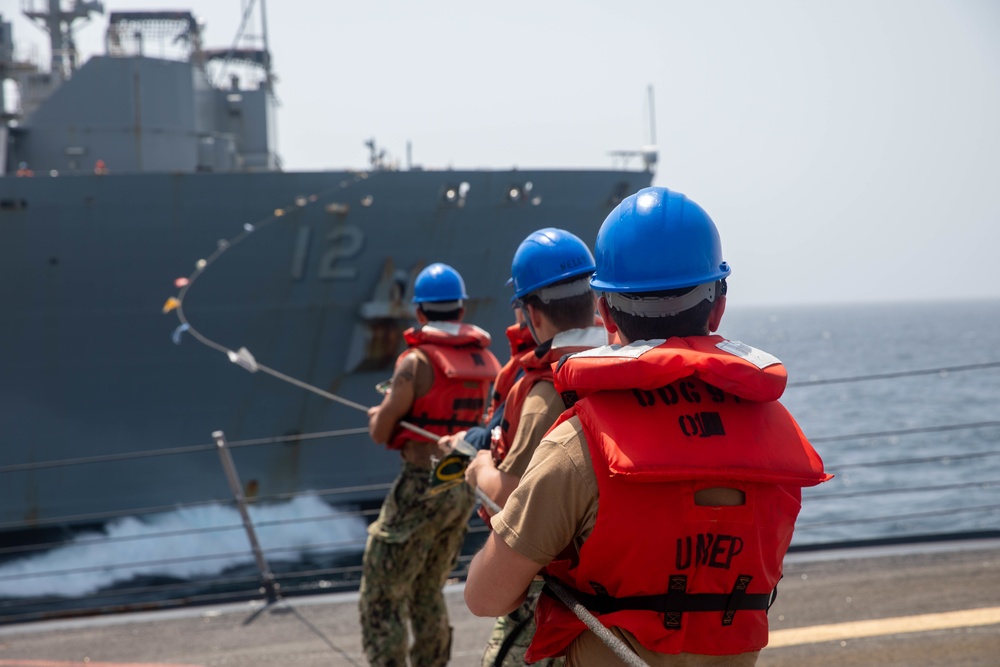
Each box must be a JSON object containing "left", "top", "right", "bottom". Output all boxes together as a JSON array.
[
  {"left": 0, "top": 2, "right": 655, "bottom": 531},
  {"left": 3, "top": 1, "right": 277, "bottom": 175}
]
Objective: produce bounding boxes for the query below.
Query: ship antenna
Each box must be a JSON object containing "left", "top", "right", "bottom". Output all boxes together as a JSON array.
[
  {"left": 641, "top": 84, "right": 659, "bottom": 174},
  {"left": 607, "top": 85, "right": 659, "bottom": 173},
  {"left": 259, "top": 0, "right": 273, "bottom": 91},
  {"left": 23, "top": 0, "right": 104, "bottom": 82},
  {"left": 214, "top": 0, "right": 273, "bottom": 91}
]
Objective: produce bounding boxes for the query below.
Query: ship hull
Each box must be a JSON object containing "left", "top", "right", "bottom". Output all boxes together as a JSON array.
[{"left": 0, "top": 168, "right": 652, "bottom": 528}]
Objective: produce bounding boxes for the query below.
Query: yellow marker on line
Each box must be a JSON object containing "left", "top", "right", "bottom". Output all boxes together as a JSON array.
[
  {"left": 161, "top": 296, "right": 180, "bottom": 314},
  {"left": 767, "top": 606, "right": 1000, "bottom": 648}
]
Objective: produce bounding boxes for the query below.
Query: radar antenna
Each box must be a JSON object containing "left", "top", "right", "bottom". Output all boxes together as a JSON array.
[
  {"left": 206, "top": 0, "right": 275, "bottom": 98},
  {"left": 22, "top": 0, "right": 104, "bottom": 82}
]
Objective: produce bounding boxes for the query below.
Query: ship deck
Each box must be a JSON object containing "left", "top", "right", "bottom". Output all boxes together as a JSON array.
[{"left": 1, "top": 538, "right": 997, "bottom": 666}]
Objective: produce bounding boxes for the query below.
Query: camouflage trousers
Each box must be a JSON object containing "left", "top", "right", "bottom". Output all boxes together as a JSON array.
[
  {"left": 481, "top": 579, "right": 564, "bottom": 667},
  {"left": 359, "top": 461, "right": 475, "bottom": 666}
]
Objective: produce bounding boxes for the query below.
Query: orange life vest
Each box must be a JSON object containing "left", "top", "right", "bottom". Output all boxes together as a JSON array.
[
  {"left": 490, "top": 326, "right": 608, "bottom": 466},
  {"left": 386, "top": 322, "right": 501, "bottom": 450},
  {"left": 488, "top": 323, "right": 537, "bottom": 420},
  {"left": 477, "top": 327, "right": 607, "bottom": 524},
  {"left": 528, "top": 336, "right": 831, "bottom": 661}
]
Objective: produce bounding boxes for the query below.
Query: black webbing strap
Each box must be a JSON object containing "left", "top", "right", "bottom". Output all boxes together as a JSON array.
[
  {"left": 492, "top": 612, "right": 533, "bottom": 667},
  {"left": 406, "top": 413, "right": 481, "bottom": 430},
  {"left": 544, "top": 575, "right": 774, "bottom": 629}
]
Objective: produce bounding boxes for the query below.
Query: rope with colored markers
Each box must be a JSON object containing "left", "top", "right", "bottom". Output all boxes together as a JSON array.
[{"left": 166, "top": 176, "right": 501, "bottom": 514}]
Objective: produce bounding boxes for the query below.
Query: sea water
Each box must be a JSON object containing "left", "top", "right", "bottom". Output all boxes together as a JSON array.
[
  {"left": 2, "top": 299, "right": 998, "bottom": 614},
  {"left": 718, "top": 298, "right": 1000, "bottom": 545}
]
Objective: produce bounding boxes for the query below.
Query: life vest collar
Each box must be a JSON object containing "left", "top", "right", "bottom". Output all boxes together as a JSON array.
[
  {"left": 523, "top": 326, "right": 608, "bottom": 369},
  {"left": 550, "top": 326, "right": 609, "bottom": 351},
  {"left": 558, "top": 335, "right": 787, "bottom": 403},
  {"left": 403, "top": 322, "right": 492, "bottom": 348},
  {"left": 505, "top": 323, "right": 536, "bottom": 357}
]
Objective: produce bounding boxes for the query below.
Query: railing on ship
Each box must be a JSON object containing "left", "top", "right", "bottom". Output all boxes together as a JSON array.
[{"left": 1, "top": 362, "right": 999, "bottom": 625}]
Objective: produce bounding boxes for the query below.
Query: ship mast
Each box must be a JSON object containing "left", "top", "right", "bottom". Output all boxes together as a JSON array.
[
  {"left": 641, "top": 84, "right": 659, "bottom": 173},
  {"left": 608, "top": 84, "right": 659, "bottom": 173},
  {"left": 22, "top": 0, "right": 104, "bottom": 82},
  {"left": 258, "top": 0, "right": 273, "bottom": 91}
]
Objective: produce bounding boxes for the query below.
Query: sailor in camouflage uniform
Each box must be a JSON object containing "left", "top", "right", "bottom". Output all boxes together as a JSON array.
[
  {"left": 361, "top": 263, "right": 499, "bottom": 666},
  {"left": 359, "top": 466, "right": 475, "bottom": 665}
]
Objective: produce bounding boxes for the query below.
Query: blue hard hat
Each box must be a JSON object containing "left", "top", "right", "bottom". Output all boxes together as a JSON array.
[
  {"left": 412, "top": 262, "right": 468, "bottom": 303},
  {"left": 591, "top": 187, "right": 731, "bottom": 293},
  {"left": 509, "top": 228, "right": 596, "bottom": 302}
]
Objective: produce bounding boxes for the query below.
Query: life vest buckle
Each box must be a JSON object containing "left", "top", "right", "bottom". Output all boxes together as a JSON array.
[
  {"left": 663, "top": 575, "right": 687, "bottom": 629},
  {"left": 722, "top": 574, "right": 754, "bottom": 626}
]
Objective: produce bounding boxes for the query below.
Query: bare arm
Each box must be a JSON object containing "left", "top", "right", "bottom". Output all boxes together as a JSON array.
[
  {"left": 464, "top": 530, "right": 542, "bottom": 617},
  {"left": 467, "top": 418, "right": 594, "bottom": 618},
  {"left": 368, "top": 353, "right": 417, "bottom": 445}
]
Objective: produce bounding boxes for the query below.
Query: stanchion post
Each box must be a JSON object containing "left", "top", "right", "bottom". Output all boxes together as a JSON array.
[{"left": 213, "top": 429, "right": 280, "bottom": 605}]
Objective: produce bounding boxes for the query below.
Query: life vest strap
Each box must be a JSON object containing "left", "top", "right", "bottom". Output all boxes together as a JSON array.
[
  {"left": 543, "top": 574, "right": 775, "bottom": 629},
  {"left": 407, "top": 414, "right": 482, "bottom": 430}
]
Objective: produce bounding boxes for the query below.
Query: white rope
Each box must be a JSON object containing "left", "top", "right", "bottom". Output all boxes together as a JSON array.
[{"left": 544, "top": 578, "right": 651, "bottom": 667}]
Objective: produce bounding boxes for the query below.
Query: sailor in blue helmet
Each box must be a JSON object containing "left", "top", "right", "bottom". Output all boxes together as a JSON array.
[
  {"left": 465, "top": 189, "right": 830, "bottom": 666},
  {"left": 456, "top": 228, "right": 608, "bottom": 667},
  {"left": 362, "top": 262, "right": 501, "bottom": 667}
]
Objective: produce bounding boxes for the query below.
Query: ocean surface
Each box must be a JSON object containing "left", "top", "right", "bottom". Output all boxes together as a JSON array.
[
  {"left": 718, "top": 298, "right": 1000, "bottom": 546},
  {"left": 1, "top": 299, "right": 998, "bottom": 620}
]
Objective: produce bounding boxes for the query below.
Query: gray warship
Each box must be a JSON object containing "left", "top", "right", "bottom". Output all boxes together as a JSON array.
[{"left": 0, "top": 1, "right": 655, "bottom": 532}]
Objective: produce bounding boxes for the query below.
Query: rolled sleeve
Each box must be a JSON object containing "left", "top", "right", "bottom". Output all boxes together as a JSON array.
[
  {"left": 497, "top": 381, "right": 564, "bottom": 479},
  {"left": 491, "top": 417, "right": 598, "bottom": 567}
]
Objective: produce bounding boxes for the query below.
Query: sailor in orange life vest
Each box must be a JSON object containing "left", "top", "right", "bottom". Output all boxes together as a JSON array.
[
  {"left": 490, "top": 308, "right": 537, "bottom": 426},
  {"left": 464, "top": 188, "right": 831, "bottom": 666},
  {"left": 444, "top": 228, "right": 609, "bottom": 666},
  {"left": 449, "top": 307, "right": 537, "bottom": 455},
  {"left": 361, "top": 262, "right": 501, "bottom": 667}
]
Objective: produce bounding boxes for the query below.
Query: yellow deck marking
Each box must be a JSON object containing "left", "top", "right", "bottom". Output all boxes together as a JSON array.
[
  {"left": 0, "top": 661, "right": 203, "bottom": 667},
  {"left": 768, "top": 606, "right": 1000, "bottom": 648},
  {"left": 3, "top": 608, "right": 998, "bottom": 663}
]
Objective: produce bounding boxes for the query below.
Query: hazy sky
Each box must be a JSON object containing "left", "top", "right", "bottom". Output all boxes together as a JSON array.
[{"left": 3, "top": 0, "right": 998, "bottom": 307}]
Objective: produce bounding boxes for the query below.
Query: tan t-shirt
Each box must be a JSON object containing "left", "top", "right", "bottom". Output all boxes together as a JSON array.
[
  {"left": 497, "top": 380, "right": 565, "bottom": 479},
  {"left": 491, "top": 417, "right": 760, "bottom": 667},
  {"left": 492, "top": 416, "right": 596, "bottom": 565}
]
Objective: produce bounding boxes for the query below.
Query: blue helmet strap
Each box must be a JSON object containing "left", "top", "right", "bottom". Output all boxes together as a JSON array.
[{"left": 603, "top": 282, "right": 716, "bottom": 318}]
